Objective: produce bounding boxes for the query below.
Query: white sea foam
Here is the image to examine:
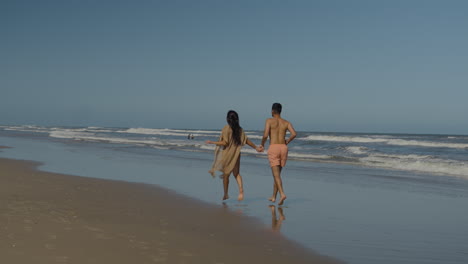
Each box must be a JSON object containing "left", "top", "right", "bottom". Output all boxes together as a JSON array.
[
  {"left": 119, "top": 128, "right": 221, "bottom": 137},
  {"left": 247, "top": 135, "right": 263, "bottom": 140},
  {"left": 300, "top": 135, "right": 468, "bottom": 149},
  {"left": 4, "top": 125, "right": 50, "bottom": 133},
  {"left": 2, "top": 125, "right": 115, "bottom": 135},
  {"left": 287, "top": 152, "right": 332, "bottom": 160},
  {"left": 345, "top": 146, "right": 369, "bottom": 155},
  {"left": 386, "top": 139, "right": 468, "bottom": 149},
  {"left": 199, "top": 145, "right": 216, "bottom": 151},
  {"left": 50, "top": 131, "right": 167, "bottom": 147},
  {"left": 360, "top": 153, "right": 468, "bottom": 178},
  {"left": 301, "top": 135, "right": 388, "bottom": 143},
  {"left": 171, "top": 129, "right": 220, "bottom": 134},
  {"left": 48, "top": 130, "right": 216, "bottom": 151}
]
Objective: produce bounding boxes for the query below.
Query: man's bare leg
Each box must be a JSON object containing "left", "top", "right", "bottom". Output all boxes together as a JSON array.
[
  {"left": 271, "top": 166, "right": 286, "bottom": 205},
  {"left": 268, "top": 183, "right": 278, "bottom": 202},
  {"left": 222, "top": 174, "right": 230, "bottom": 200},
  {"left": 268, "top": 167, "right": 282, "bottom": 202},
  {"left": 232, "top": 161, "right": 244, "bottom": 201}
]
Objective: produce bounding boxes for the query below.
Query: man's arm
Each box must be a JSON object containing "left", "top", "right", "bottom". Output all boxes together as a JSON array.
[
  {"left": 261, "top": 119, "right": 270, "bottom": 147},
  {"left": 285, "top": 122, "right": 297, "bottom": 145}
]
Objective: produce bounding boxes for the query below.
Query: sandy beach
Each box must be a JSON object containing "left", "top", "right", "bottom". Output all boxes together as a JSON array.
[{"left": 0, "top": 154, "right": 339, "bottom": 264}]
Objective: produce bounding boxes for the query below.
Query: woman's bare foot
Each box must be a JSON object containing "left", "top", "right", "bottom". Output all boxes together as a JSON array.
[
  {"left": 237, "top": 193, "right": 244, "bottom": 201},
  {"left": 278, "top": 195, "right": 287, "bottom": 205},
  {"left": 223, "top": 195, "right": 229, "bottom": 200},
  {"left": 268, "top": 196, "right": 276, "bottom": 203}
]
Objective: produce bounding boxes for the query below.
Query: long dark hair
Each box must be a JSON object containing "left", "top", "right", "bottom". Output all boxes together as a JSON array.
[{"left": 226, "top": 110, "right": 242, "bottom": 146}]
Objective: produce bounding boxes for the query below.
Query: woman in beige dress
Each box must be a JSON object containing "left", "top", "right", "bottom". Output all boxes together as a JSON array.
[{"left": 206, "top": 110, "right": 261, "bottom": 201}]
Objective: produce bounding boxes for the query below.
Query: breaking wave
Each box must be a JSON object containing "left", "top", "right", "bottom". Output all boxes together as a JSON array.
[{"left": 300, "top": 135, "right": 468, "bottom": 149}]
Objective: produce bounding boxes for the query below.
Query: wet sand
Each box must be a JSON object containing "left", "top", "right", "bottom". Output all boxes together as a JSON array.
[{"left": 0, "top": 155, "right": 340, "bottom": 264}]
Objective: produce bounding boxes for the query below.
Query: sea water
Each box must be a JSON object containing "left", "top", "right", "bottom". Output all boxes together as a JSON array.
[{"left": 1, "top": 125, "right": 467, "bottom": 264}]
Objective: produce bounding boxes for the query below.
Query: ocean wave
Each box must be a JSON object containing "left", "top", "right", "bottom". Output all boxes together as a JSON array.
[
  {"left": 48, "top": 130, "right": 214, "bottom": 151},
  {"left": 300, "top": 135, "right": 388, "bottom": 143},
  {"left": 247, "top": 135, "right": 263, "bottom": 140},
  {"left": 287, "top": 152, "right": 332, "bottom": 160},
  {"left": 3, "top": 125, "right": 115, "bottom": 134},
  {"left": 387, "top": 139, "right": 468, "bottom": 149},
  {"left": 360, "top": 153, "right": 468, "bottom": 178},
  {"left": 4, "top": 125, "right": 51, "bottom": 133},
  {"left": 118, "top": 128, "right": 221, "bottom": 137},
  {"left": 345, "top": 146, "right": 369, "bottom": 155},
  {"left": 300, "top": 135, "right": 468, "bottom": 149}
]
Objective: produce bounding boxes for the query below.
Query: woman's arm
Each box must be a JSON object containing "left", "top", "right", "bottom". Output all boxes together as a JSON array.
[
  {"left": 206, "top": 126, "right": 228, "bottom": 146},
  {"left": 205, "top": 140, "right": 227, "bottom": 146},
  {"left": 246, "top": 138, "right": 264, "bottom": 152}
]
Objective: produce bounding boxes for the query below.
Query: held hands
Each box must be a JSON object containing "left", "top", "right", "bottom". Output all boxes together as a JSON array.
[{"left": 256, "top": 145, "right": 265, "bottom": 153}]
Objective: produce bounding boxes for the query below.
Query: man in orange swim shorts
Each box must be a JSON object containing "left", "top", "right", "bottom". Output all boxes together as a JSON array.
[
  {"left": 260, "top": 103, "right": 297, "bottom": 205},
  {"left": 268, "top": 144, "right": 288, "bottom": 168}
]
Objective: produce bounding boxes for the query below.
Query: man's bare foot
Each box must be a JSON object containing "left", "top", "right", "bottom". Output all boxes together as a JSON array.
[
  {"left": 268, "top": 196, "right": 276, "bottom": 203},
  {"left": 237, "top": 193, "right": 244, "bottom": 201},
  {"left": 278, "top": 195, "right": 287, "bottom": 205},
  {"left": 223, "top": 195, "right": 229, "bottom": 200}
]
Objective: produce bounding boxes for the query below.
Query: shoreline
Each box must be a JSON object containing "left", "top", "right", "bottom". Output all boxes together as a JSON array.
[{"left": 0, "top": 154, "right": 341, "bottom": 264}]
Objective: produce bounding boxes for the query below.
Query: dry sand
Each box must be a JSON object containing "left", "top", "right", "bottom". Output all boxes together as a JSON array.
[{"left": 0, "top": 154, "right": 341, "bottom": 264}]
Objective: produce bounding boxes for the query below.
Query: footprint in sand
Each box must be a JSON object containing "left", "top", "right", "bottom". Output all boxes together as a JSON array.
[
  {"left": 23, "top": 219, "right": 34, "bottom": 232},
  {"left": 84, "top": 225, "right": 103, "bottom": 232},
  {"left": 150, "top": 255, "right": 167, "bottom": 263},
  {"left": 95, "top": 233, "right": 112, "bottom": 240},
  {"left": 54, "top": 256, "right": 69, "bottom": 263},
  {"left": 180, "top": 251, "right": 194, "bottom": 257},
  {"left": 129, "top": 240, "right": 150, "bottom": 250},
  {"left": 45, "top": 243, "right": 56, "bottom": 250}
]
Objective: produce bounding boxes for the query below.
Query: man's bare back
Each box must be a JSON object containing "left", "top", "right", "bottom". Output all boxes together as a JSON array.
[{"left": 264, "top": 117, "right": 295, "bottom": 145}]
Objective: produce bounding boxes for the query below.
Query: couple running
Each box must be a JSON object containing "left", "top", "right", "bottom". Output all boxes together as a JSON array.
[{"left": 206, "top": 103, "right": 297, "bottom": 205}]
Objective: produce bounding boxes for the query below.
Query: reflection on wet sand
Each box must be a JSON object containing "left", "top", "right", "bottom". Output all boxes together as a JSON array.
[
  {"left": 222, "top": 202, "right": 246, "bottom": 215},
  {"left": 270, "top": 205, "right": 285, "bottom": 232},
  {"left": 221, "top": 203, "right": 286, "bottom": 233}
]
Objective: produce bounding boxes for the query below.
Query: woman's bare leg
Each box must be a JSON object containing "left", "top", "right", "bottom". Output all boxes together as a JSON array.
[
  {"left": 222, "top": 173, "right": 229, "bottom": 200},
  {"left": 232, "top": 158, "right": 244, "bottom": 201}
]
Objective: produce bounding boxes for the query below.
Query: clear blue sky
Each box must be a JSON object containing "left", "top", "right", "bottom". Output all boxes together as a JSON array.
[{"left": 2, "top": 0, "right": 467, "bottom": 134}]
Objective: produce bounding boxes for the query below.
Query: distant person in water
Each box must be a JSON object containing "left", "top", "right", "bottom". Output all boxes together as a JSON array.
[
  {"left": 260, "top": 103, "right": 297, "bottom": 205},
  {"left": 206, "top": 110, "right": 262, "bottom": 201}
]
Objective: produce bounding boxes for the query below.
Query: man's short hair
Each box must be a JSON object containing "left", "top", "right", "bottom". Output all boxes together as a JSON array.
[{"left": 272, "top": 103, "right": 282, "bottom": 114}]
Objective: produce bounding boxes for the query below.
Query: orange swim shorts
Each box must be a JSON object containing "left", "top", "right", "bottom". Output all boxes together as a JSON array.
[{"left": 268, "top": 144, "right": 288, "bottom": 167}]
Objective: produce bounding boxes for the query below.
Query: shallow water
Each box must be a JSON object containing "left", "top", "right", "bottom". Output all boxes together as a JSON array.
[{"left": 1, "top": 133, "right": 468, "bottom": 264}]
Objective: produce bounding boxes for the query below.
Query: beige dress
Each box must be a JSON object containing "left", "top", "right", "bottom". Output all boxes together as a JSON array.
[{"left": 209, "top": 125, "right": 247, "bottom": 177}]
